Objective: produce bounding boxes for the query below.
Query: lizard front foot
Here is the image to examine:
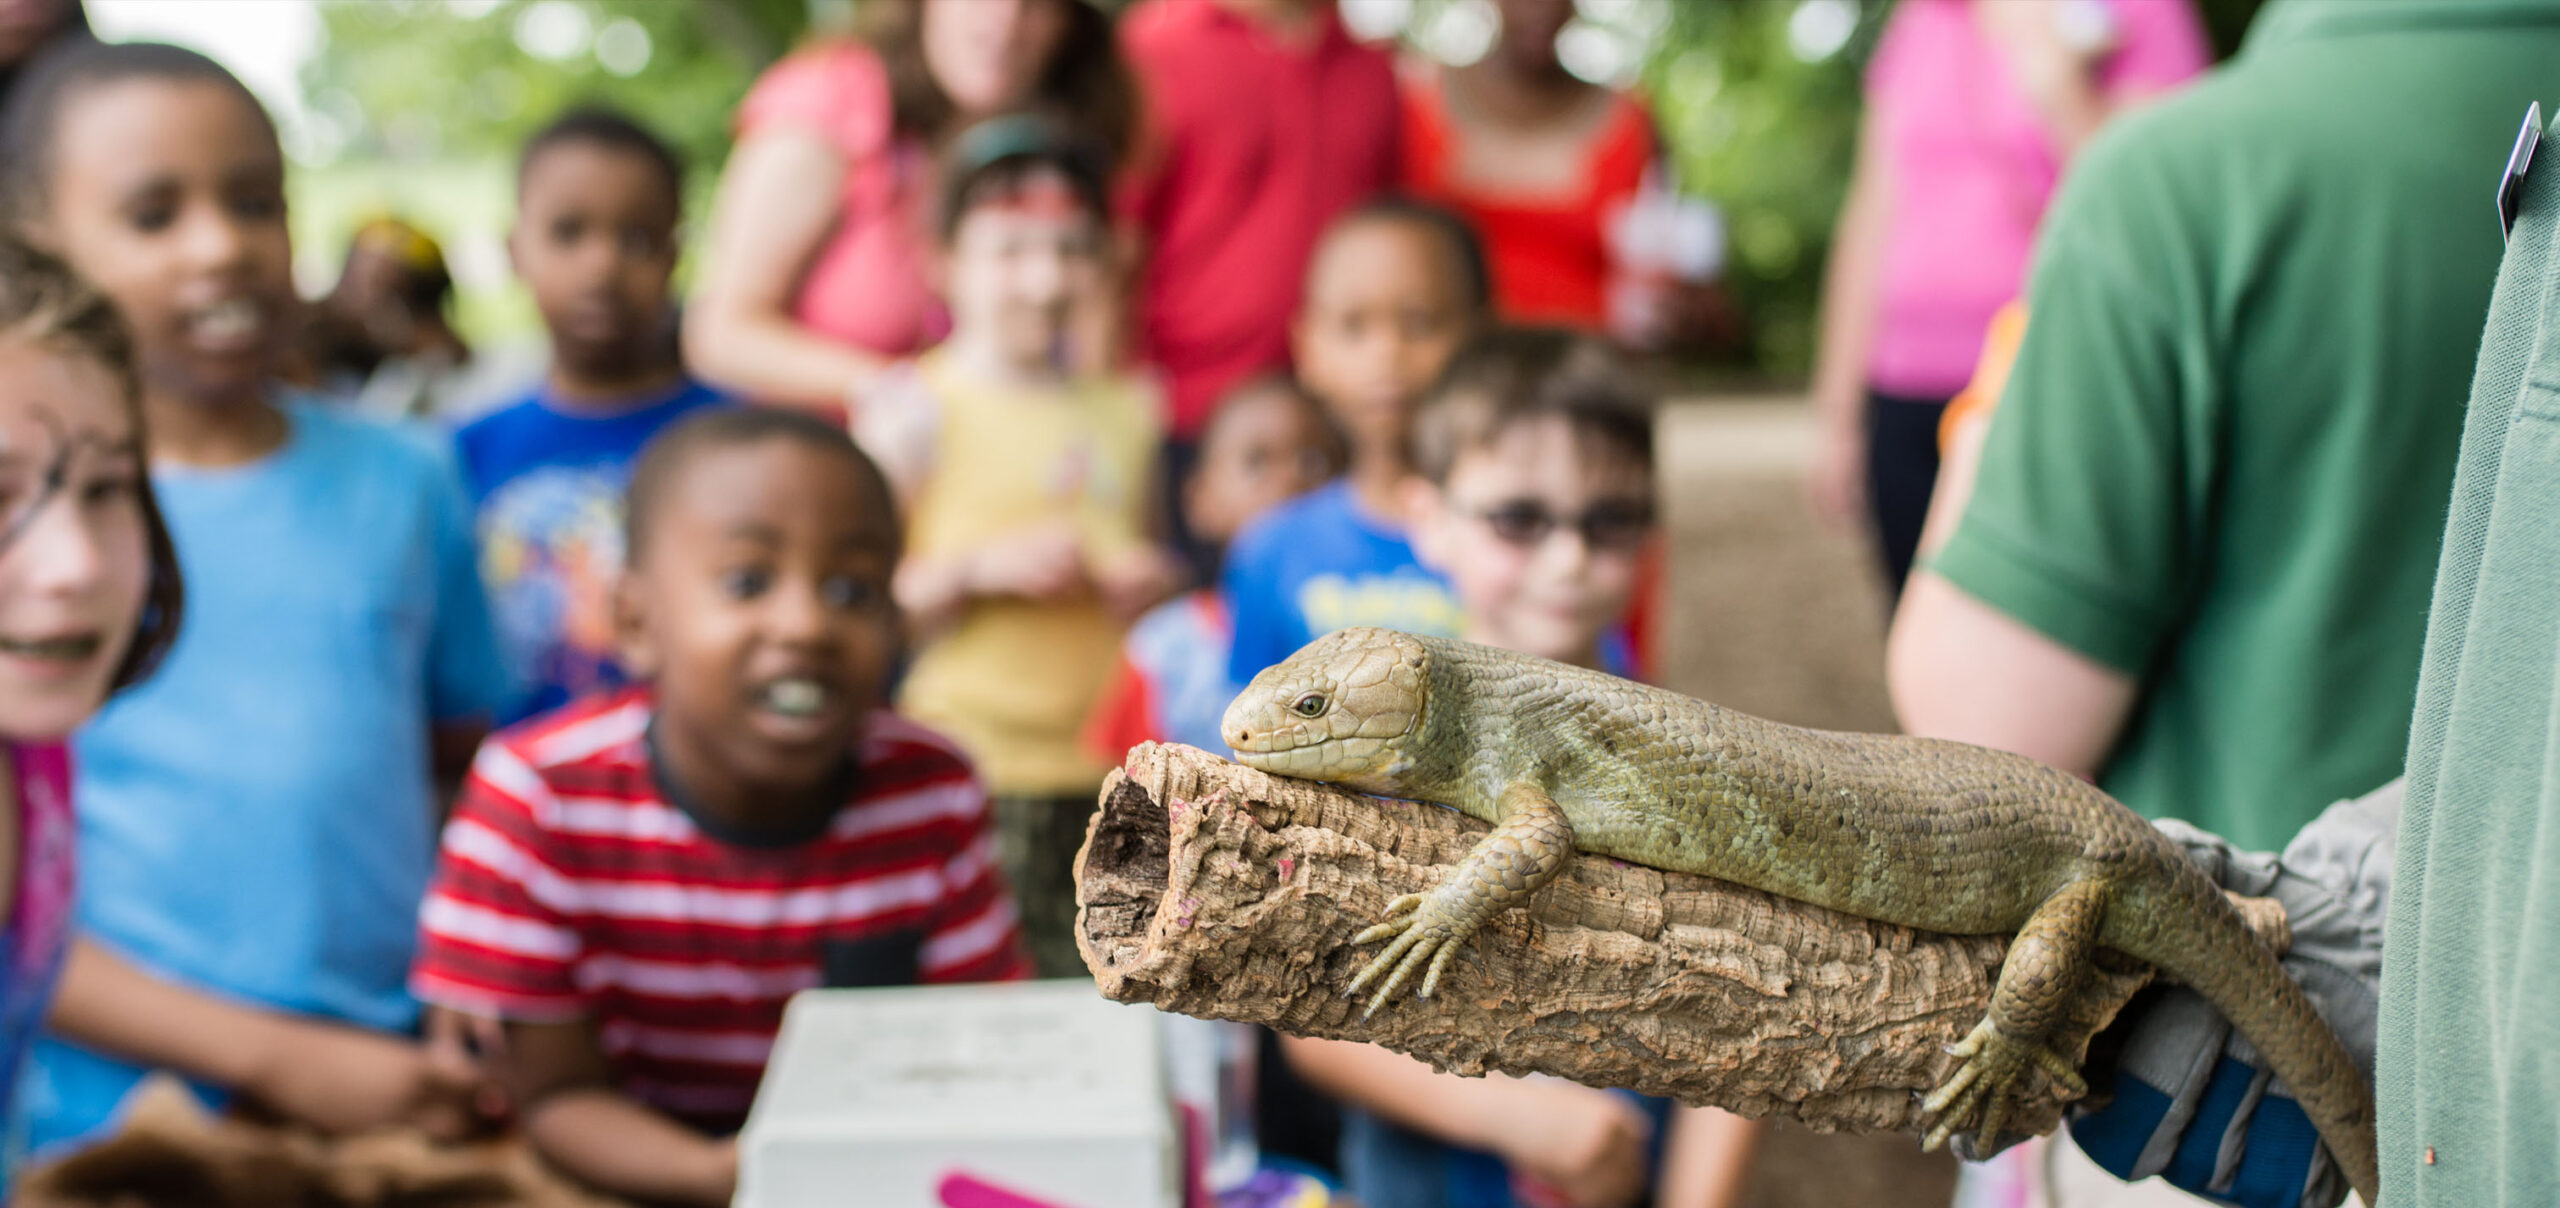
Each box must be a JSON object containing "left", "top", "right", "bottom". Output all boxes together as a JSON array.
[
  {"left": 1343, "top": 888, "right": 1481, "bottom": 1018},
  {"left": 1919, "top": 1018, "right": 2088, "bottom": 1153},
  {"left": 1341, "top": 783, "right": 1574, "bottom": 1018}
]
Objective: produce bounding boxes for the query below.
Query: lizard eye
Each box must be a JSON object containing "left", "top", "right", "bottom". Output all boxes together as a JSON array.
[{"left": 1290, "top": 692, "right": 1329, "bottom": 719}]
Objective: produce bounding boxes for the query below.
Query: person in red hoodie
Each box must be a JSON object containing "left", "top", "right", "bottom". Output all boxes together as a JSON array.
[{"left": 1118, "top": 0, "right": 1399, "bottom": 544}]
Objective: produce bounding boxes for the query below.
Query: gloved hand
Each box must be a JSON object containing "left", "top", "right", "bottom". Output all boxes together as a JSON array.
[{"left": 2036, "top": 780, "right": 2400, "bottom": 1208}]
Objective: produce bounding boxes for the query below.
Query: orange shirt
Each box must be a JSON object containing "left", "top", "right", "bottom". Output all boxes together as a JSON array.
[{"left": 1940, "top": 300, "right": 2031, "bottom": 451}]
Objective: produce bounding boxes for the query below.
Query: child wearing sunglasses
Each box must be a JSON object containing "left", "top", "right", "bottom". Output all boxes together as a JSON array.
[
  {"left": 1281, "top": 327, "right": 1767, "bottom": 1208},
  {"left": 1405, "top": 327, "right": 1659, "bottom": 674}
]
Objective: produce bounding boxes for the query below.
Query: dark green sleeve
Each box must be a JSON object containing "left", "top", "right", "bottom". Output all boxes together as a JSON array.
[{"left": 1929, "top": 150, "right": 2219, "bottom": 678}]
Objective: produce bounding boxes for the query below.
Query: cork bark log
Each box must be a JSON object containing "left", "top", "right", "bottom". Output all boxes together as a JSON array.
[{"left": 1075, "top": 742, "right": 2160, "bottom": 1139}]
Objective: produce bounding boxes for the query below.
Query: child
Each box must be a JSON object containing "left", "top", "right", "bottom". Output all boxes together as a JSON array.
[
  {"left": 886, "top": 115, "right": 1176, "bottom": 979},
  {"left": 1221, "top": 199, "right": 1487, "bottom": 686},
  {"left": 1284, "top": 329, "right": 1764, "bottom": 1208},
  {"left": 412, "top": 408, "right": 1030, "bottom": 1207},
  {"left": 456, "top": 107, "right": 727, "bottom": 722},
  {"left": 1084, "top": 375, "right": 1343, "bottom": 758},
  {"left": 0, "top": 238, "right": 180, "bottom": 1187},
  {"left": 296, "top": 216, "right": 474, "bottom": 420},
  {"left": 0, "top": 42, "right": 508, "bottom": 1151}
]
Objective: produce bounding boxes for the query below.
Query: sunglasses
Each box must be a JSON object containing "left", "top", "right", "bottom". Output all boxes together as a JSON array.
[{"left": 1465, "top": 497, "right": 1656, "bottom": 553}]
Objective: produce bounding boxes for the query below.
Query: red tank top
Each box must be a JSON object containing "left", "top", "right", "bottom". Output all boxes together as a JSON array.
[{"left": 1398, "top": 69, "right": 1658, "bottom": 331}]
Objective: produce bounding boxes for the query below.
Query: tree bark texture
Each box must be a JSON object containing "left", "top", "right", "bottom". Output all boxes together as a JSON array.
[{"left": 1075, "top": 742, "right": 2159, "bottom": 1139}]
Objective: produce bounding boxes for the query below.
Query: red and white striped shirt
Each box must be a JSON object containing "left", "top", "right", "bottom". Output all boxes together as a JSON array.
[{"left": 411, "top": 689, "right": 1030, "bottom": 1130}]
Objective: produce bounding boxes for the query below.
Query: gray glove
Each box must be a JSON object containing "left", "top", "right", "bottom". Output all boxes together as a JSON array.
[{"left": 2050, "top": 780, "right": 2400, "bottom": 1208}]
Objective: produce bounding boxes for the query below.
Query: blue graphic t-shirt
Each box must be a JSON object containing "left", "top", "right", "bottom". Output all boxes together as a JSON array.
[
  {"left": 1223, "top": 480, "right": 1463, "bottom": 683},
  {"left": 455, "top": 379, "right": 728, "bottom": 721}
]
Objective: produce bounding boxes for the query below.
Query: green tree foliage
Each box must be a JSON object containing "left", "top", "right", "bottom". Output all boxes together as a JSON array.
[
  {"left": 1643, "top": 2, "right": 1882, "bottom": 376},
  {"left": 294, "top": 0, "right": 817, "bottom": 341},
  {"left": 301, "top": 0, "right": 808, "bottom": 184}
]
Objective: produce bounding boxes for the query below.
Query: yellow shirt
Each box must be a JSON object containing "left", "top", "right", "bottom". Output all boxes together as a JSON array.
[{"left": 896, "top": 350, "right": 1160, "bottom": 796}]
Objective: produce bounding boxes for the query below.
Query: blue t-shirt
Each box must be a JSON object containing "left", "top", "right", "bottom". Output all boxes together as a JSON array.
[
  {"left": 454, "top": 379, "right": 726, "bottom": 721},
  {"left": 29, "top": 402, "right": 511, "bottom": 1151},
  {"left": 1222, "top": 481, "right": 1463, "bottom": 684}
]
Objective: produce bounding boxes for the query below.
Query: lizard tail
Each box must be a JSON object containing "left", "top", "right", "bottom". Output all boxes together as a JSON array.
[{"left": 2112, "top": 873, "right": 2380, "bottom": 1206}]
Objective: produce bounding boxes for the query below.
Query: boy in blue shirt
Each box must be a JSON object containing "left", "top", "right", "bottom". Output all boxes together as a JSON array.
[
  {"left": 456, "top": 108, "right": 726, "bottom": 720},
  {"left": 1222, "top": 201, "right": 1487, "bottom": 684}
]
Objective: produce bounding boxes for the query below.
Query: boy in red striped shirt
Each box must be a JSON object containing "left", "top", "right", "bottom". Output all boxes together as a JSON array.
[{"left": 412, "top": 408, "right": 1029, "bottom": 1206}]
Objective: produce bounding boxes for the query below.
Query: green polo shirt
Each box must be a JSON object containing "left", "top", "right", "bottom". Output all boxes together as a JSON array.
[
  {"left": 2377, "top": 101, "right": 2560, "bottom": 1208},
  {"left": 1931, "top": 0, "right": 2560, "bottom": 852}
]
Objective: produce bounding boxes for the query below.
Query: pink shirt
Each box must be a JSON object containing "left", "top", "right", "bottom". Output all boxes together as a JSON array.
[
  {"left": 1120, "top": 0, "right": 1401, "bottom": 438},
  {"left": 0, "top": 741, "right": 74, "bottom": 1141},
  {"left": 735, "top": 43, "right": 950, "bottom": 360},
  {"left": 1866, "top": 0, "right": 2207, "bottom": 396}
]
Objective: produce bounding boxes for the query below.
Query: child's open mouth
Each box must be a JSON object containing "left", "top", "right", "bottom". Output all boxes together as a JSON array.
[
  {"left": 749, "top": 674, "right": 849, "bottom": 745},
  {"left": 759, "top": 676, "right": 829, "bottom": 719},
  {"left": 184, "top": 298, "right": 267, "bottom": 354}
]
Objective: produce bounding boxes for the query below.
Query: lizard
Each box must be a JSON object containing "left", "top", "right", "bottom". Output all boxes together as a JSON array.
[{"left": 1220, "top": 627, "right": 2380, "bottom": 1205}]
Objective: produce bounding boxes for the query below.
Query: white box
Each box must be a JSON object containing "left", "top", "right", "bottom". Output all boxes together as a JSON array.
[{"left": 735, "top": 979, "right": 1181, "bottom": 1208}]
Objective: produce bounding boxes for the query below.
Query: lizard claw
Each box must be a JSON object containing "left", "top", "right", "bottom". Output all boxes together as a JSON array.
[
  {"left": 1350, "top": 893, "right": 1427, "bottom": 947},
  {"left": 1360, "top": 933, "right": 1442, "bottom": 1018},
  {"left": 1344, "top": 922, "right": 1423, "bottom": 998},
  {"left": 1919, "top": 1018, "right": 2084, "bottom": 1154},
  {"left": 1343, "top": 890, "right": 1478, "bottom": 1017}
]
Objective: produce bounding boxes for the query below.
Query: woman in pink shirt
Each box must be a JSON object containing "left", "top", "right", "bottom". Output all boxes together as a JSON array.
[
  {"left": 685, "top": 0, "right": 1131, "bottom": 420},
  {"left": 1805, "top": 0, "right": 2206, "bottom": 596}
]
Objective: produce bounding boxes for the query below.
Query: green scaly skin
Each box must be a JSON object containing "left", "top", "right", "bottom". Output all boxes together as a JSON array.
[{"left": 1222, "top": 628, "right": 2380, "bottom": 1205}]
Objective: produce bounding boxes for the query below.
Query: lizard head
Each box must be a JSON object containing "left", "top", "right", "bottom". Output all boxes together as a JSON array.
[{"left": 1223, "top": 627, "right": 1431, "bottom": 791}]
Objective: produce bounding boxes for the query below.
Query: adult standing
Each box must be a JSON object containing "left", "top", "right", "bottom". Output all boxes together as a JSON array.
[
  {"left": 1397, "top": 0, "right": 1712, "bottom": 348},
  {"left": 685, "top": 0, "right": 1130, "bottom": 416},
  {"left": 1889, "top": 2, "right": 2560, "bottom": 1198},
  {"left": 1806, "top": 0, "right": 2205, "bottom": 595},
  {"left": 1118, "top": 0, "right": 1399, "bottom": 467}
]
